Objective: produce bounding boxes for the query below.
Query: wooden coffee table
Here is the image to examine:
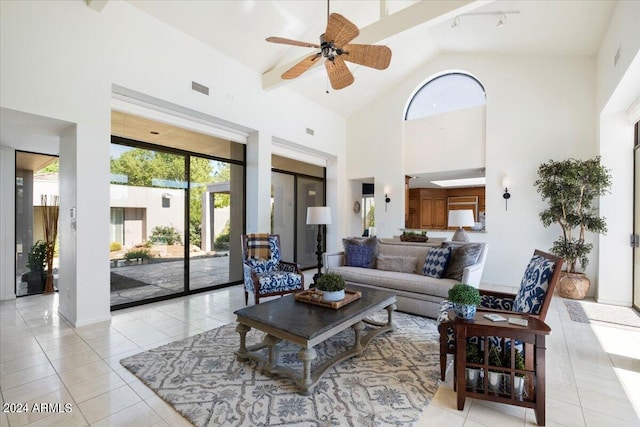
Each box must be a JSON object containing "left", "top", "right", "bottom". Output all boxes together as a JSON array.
[{"left": 234, "top": 285, "right": 397, "bottom": 395}]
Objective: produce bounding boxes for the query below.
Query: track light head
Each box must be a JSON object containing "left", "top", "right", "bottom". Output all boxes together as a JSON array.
[{"left": 497, "top": 13, "right": 506, "bottom": 28}]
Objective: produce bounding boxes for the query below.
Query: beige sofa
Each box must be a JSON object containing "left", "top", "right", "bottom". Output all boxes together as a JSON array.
[{"left": 324, "top": 238, "right": 489, "bottom": 318}]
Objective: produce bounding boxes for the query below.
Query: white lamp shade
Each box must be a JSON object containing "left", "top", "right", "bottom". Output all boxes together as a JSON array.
[
  {"left": 501, "top": 176, "right": 511, "bottom": 189},
  {"left": 448, "top": 209, "right": 475, "bottom": 227},
  {"left": 306, "top": 206, "right": 332, "bottom": 225}
]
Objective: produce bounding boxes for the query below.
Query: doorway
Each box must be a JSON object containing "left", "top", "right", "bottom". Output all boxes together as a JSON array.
[
  {"left": 634, "top": 122, "right": 640, "bottom": 310},
  {"left": 15, "top": 151, "right": 59, "bottom": 296}
]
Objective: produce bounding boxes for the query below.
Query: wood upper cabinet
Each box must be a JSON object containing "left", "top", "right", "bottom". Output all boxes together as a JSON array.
[
  {"left": 410, "top": 188, "right": 447, "bottom": 229},
  {"left": 407, "top": 187, "right": 485, "bottom": 230}
]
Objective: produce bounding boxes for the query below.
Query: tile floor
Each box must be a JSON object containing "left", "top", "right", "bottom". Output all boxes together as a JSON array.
[{"left": 1, "top": 278, "right": 639, "bottom": 427}]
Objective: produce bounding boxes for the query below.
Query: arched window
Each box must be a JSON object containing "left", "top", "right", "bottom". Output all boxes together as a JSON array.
[{"left": 405, "top": 73, "right": 486, "bottom": 121}]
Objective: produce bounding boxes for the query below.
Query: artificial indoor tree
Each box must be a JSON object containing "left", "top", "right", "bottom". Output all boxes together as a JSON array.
[{"left": 534, "top": 157, "right": 612, "bottom": 299}]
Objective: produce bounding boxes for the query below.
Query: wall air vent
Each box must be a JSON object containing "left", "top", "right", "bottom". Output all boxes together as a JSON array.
[{"left": 191, "top": 81, "right": 209, "bottom": 96}]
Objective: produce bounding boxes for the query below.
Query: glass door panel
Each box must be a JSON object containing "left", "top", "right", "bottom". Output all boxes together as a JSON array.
[
  {"left": 634, "top": 144, "right": 640, "bottom": 310},
  {"left": 190, "top": 159, "right": 244, "bottom": 290},
  {"left": 110, "top": 144, "right": 186, "bottom": 306},
  {"left": 297, "top": 177, "right": 325, "bottom": 269},
  {"left": 271, "top": 172, "right": 295, "bottom": 260}
]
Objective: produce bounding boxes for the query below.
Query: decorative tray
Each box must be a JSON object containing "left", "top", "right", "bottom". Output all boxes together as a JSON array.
[{"left": 294, "top": 289, "right": 362, "bottom": 309}]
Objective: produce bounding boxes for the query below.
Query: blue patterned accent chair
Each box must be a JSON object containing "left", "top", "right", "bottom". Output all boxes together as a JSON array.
[
  {"left": 241, "top": 234, "right": 304, "bottom": 305},
  {"left": 437, "top": 250, "right": 563, "bottom": 380}
]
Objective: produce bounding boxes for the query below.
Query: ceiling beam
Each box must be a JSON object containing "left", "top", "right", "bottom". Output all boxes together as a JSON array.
[
  {"left": 86, "top": 0, "right": 109, "bottom": 13},
  {"left": 262, "top": 0, "right": 493, "bottom": 90}
]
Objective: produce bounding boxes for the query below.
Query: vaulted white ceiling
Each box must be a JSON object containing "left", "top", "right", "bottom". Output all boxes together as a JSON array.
[{"left": 126, "top": 0, "right": 615, "bottom": 118}]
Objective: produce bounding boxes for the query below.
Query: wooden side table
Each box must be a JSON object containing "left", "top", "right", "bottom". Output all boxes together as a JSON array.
[{"left": 451, "top": 310, "right": 551, "bottom": 426}]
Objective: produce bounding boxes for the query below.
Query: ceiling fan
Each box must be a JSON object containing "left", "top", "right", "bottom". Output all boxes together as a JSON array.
[{"left": 266, "top": 11, "right": 392, "bottom": 90}]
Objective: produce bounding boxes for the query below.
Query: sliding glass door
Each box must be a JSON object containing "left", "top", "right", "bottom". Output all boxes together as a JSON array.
[
  {"left": 109, "top": 136, "right": 245, "bottom": 309},
  {"left": 271, "top": 155, "right": 326, "bottom": 269},
  {"left": 109, "top": 144, "right": 186, "bottom": 306}
]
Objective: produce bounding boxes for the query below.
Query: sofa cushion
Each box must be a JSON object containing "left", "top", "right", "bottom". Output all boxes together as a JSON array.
[
  {"left": 376, "top": 255, "right": 417, "bottom": 274},
  {"left": 328, "top": 265, "right": 457, "bottom": 299},
  {"left": 442, "top": 242, "right": 483, "bottom": 281},
  {"left": 422, "top": 247, "right": 452, "bottom": 278},
  {"left": 513, "top": 255, "right": 556, "bottom": 314},
  {"left": 378, "top": 243, "right": 431, "bottom": 274},
  {"left": 344, "top": 244, "right": 375, "bottom": 268}
]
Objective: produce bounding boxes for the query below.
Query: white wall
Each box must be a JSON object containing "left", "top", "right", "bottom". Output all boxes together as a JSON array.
[
  {"left": 0, "top": 146, "right": 16, "bottom": 301},
  {"left": 0, "top": 1, "right": 346, "bottom": 325},
  {"left": 404, "top": 106, "right": 486, "bottom": 176},
  {"left": 348, "top": 54, "right": 598, "bottom": 289},
  {"left": 595, "top": 1, "right": 640, "bottom": 306}
]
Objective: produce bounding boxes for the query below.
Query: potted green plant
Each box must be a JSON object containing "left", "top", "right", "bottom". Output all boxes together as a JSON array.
[
  {"left": 534, "top": 157, "right": 612, "bottom": 299},
  {"left": 400, "top": 230, "right": 428, "bottom": 242},
  {"left": 23, "top": 240, "right": 47, "bottom": 294},
  {"left": 448, "top": 283, "right": 481, "bottom": 319},
  {"left": 504, "top": 348, "right": 526, "bottom": 397},
  {"left": 465, "top": 341, "right": 483, "bottom": 389},
  {"left": 316, "top": 273, "right": 346, "bottom": 302},
  {"left": 487, "top": 345, "right": 503, "bottom": 393}
]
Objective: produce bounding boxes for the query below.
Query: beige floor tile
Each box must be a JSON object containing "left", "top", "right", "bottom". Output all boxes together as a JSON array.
[
  {"left": 58, "top": 359, "right": 113, "bottom": 387},
  {"left": 77, "top": 384, "right": 142, "bottom": 424},
  {"left": 577, "top": 388, "right": 640, "bottom": 423},
  {"left": 162, "top": 413, "right": 194, "bottom": 426},
  {"left": 50, "top": 349, "right": 102, "bottom": 373},
  {"left": 582, "top": 408, "right": 640, "bottom": 427},
  {"left": 2, "top": 374, "right": 65, "bottom": 403},
  {"left": 91, "top": 401, "right": 163, "bottom": 427},
  {"left": 67, "top": 371, "right": 127, "bottom": 403},
  {"left": 4, "top": 388, "right": 77, "bottom": 427},
  {"left": 416, "top": 403, "right": 466, "bottom": 426},
  {"left": 465, "top": 399, "right": 526, "bottom": 427},
  {"left": 145, "top": 395, "right": 180, "bottom": 419},
  {"left": 0, "top": 362, "right": 57, "bottom": 390}
]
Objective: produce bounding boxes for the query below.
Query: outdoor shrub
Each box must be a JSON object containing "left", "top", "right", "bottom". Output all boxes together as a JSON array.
[
  {"left": 150, "top": 225, "right": 182, "bottom": 245},
  {"left": 110, "top": 242, "right": 122, "bottom": 252},
  {"left": 125, "top": 248, "right": 151, "bottom": 260},
  {"left": 27, "top": 240, "right": 47, "bottom": 272}
]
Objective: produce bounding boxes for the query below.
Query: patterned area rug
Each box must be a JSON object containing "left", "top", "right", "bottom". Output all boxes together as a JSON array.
[
  {"left": 564, "top": 300, "right": 640, "bottom": 330},
  {"left": 120, "top": 311, "right": 441, "bottom": 427}
]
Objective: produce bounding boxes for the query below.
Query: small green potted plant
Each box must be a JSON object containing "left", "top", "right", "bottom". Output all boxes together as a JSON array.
[
  {"left": 487, "top": 345, "right": 504, "bottom": 393},
  {"left": 465, "top": 341, "right": 483, "bottom": 389},
  {"left": 448, "top": 283, "right": 481, "bottom": 319},
  {"left": 316, "top": 273, "right": 346, "bottom": 302},
  {"left": 23, "top": 240, "right": 47, "bottom": 294},
  {"left": 504, "top": 348, "right": 526, "bottom": 397}
]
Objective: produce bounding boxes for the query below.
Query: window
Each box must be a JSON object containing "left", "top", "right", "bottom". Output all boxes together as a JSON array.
[{"left": 405, "top": 73, "right": 486, "bottom": 121}]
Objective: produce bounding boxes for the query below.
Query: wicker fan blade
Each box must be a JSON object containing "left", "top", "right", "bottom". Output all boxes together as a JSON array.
[
  {"left": 282, "top": 53, "right": 322, "bottom": 79},
  {"left": 266, "top": 37, "right": 320, "bottom": 49},
  {"left": 325, "top": 13, "right": 359, "bottom": 47},
  {"left": 325, "top": 56, "right": 354, "bottom": 90},
  {"left": 342, "top": 44, "right": 392, "bottom": 70}
]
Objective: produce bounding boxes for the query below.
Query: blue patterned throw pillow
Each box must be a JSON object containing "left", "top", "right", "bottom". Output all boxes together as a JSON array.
[
  {"left": 344, "top": 243, "right": 375, "bottom": 268},
  {"left": 512, "top": 255, "right": 556, "bottom": 314},
  {"left": 422, "top": 247, "right": 452, "bottom": 278}
]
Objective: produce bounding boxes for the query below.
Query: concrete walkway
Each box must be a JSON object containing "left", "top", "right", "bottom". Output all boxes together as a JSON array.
[{"left": 110, "top": 255, "right": 236, "bottom": 305}]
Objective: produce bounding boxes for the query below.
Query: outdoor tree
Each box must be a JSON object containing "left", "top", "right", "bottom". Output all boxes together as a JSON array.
[{"left": 110, "top": 149, "right": 232, "bottom": 248}]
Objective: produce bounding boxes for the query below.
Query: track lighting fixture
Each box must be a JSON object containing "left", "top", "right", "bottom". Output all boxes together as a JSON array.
[{"left": 451, "top": 11, "right": 518, "bottom": 29}]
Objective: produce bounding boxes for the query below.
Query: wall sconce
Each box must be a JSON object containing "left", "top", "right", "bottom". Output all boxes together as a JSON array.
[
  {"left": 502, "top": 176, "right": 511, "bottom": 210},
  {"left": 385, "top": 194, "right": 391, "bottom": 211}
]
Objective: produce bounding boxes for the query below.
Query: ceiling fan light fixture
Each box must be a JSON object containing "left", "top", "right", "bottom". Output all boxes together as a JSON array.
[{"left": 497, "top": 13, "right": 506, "bottom": 28}]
